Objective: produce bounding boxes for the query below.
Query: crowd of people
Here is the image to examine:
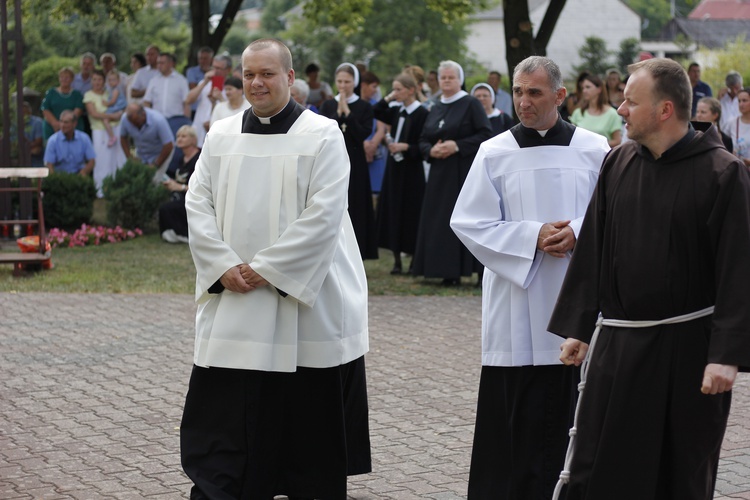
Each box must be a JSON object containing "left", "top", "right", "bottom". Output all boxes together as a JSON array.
[
  {"left": 11, "top": 37, "right": 749, "bottom": 500},
  {"left": 171, "top": 40, "right": 750, "bottom": 500},
  {"left": 15, "top": 46, "right": 750, "bottom": 262}
]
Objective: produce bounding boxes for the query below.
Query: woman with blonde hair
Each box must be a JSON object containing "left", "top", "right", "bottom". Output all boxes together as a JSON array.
[
  {"left": 159, "top": 125, "right": 200, "bottom": 243},
  {"left": 40, "top": 67, "right": 86, "bottom": 140},
  {"left": 373, "top": 72, "right": 430, "bottom": 274}
]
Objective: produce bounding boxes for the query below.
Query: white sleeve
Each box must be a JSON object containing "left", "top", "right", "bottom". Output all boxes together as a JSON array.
[{"left": 451, "top": 145, "right": 543, "bottom": 289}]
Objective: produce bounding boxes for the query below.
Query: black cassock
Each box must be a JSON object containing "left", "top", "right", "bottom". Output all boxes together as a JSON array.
[
  {"left": 320, "top": 97, "right": 379, "bottom": 260},
  {"left": 548, "top": 126, "right": 750, "bottom": 500},
  {"left": 372, "top": 99, "right": 428, "bottom": 256},
  {"left": 413, "top": 94, "right": 492, "bottom": 280}
]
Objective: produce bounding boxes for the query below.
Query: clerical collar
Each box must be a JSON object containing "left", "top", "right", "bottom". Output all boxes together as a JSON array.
[
  {"left": 242, "top": 98, "right": 304, "bottom": 135},
  {"left": 641, "top": 123, "right": 696, "bottom": 161},
  {"left": 441, "top": 90, "right": 468, "bottom": 104},
  {"left": 247, "top": 98, "right": 297, "bottom": 126},
  {"left": 511, "top": 115, "right": 575, "bottom": 148},
  {"left": 251, "top": 99, "right": 295, "bottom": 124},
  {"left": 401, "top": 101, "right": 421, "bottom": 115},
  {"left": 335, "top": 94, "right": 360, "bottom": 104}
]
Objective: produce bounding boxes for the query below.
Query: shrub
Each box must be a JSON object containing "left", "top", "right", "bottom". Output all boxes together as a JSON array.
[
  {"left": 102, "top": 159, "right": 169, "bottom": 230},
  {"left": 23, "top": 56, "right": 80, "bottom": 96},
  {"left": 42, "top": 172, "right": 97, "bottom": 230}
]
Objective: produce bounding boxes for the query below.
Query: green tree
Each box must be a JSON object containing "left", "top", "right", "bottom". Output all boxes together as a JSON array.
[
  {"left": 573, "top": 36, "right": 612, "bottom": 77},
  {"left": 278, "top": 0, "right": 469, "bottom": 83},
  {"left": 697, "top": 36, "right": 750, "bottom": 94},
  {"left": 617, "top": 37, "right": 640, "bottom": 74}
]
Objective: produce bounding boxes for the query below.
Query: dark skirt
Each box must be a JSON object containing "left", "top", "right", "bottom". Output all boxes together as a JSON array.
[
  {"left": 159, "top": 194, "right": 188, "bottom": 237},
  {"left": 181, "top": 356, "right": 371, "bottom": 500}
]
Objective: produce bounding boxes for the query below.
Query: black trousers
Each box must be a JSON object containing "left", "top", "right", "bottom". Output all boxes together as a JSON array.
[{"left": 181, "top": 356, "right": 370, "bottom": 500}]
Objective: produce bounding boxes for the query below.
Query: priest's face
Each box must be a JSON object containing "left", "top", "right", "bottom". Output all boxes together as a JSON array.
[
  {"left": 512, "top": 68, "right": 565, "bottom": 130},
  {"left": 618, "top": 70, "right": 660, "bottom": 145},
  {"left": 242, "top": 46, "right": 294, "bottom": 117}
]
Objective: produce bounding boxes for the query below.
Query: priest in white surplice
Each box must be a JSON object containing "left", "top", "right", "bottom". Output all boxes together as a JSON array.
[
  {"left": 180, "top": 39, "right": 370, "bottom": 500},
  {"left": 450, "top": 56, "right": 609, "bottom": 500}
]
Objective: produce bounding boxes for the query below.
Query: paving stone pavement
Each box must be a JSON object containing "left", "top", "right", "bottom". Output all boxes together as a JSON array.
[{"left": 1, "top": 292, "right": 749, "bottom": 499}]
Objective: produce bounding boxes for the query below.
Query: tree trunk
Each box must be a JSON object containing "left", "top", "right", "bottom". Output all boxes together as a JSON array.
[
  {"left": 188, "top": 0, "right": 244, "bottom": 66},
  {"left": 503, "top": 0, "right": 535, "bottom": 87},
  {"left": 504, "top": 0, "right": 567, "bottom": 86},
  {"left": 535, "top": 0, "right": 567, "bottom": 55}
]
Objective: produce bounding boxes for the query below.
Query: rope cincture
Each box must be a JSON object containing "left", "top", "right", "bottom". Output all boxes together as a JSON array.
[{"left": 550, "top": 305, "right": 716, "bottom": 500}]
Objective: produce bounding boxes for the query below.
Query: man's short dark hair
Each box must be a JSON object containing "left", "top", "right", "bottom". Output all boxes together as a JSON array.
[
  {"left": 361, "top": 71, "right": 379, "bottom": 85},
  {"left": 225, "top": 76, "right": 242, "bottom": 89},
  {"left": 688, "top": 62, "right": 700, "bottom": 71},
  {"left": 198, "top": 46, "right": 214, "bottom": 56},
  {"left": 160, "top": 53, "right": 177, "bottom": 64},
  {"left": 628, "top": 58, "right": 692, "bottom": 122}
]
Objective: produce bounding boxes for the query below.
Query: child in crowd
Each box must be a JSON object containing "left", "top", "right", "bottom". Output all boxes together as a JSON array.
[{"left": 104, "top": 70, "right": 127, "bottom": 146}]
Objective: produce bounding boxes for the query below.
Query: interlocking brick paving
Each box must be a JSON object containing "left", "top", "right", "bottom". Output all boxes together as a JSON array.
[{"left": 1, "top": 293, "right": 748, "bottom": 499}]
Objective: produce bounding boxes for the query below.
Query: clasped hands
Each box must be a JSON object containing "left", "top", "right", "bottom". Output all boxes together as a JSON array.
[
  {"left": 430, "top": 139, "right": 458, "bottom": 159},
  {"left": 219, "top": 263, "right": 269, "bottom": 294},
  {"left": 538, "top": 220, "right": 575, "bottom": 258}
]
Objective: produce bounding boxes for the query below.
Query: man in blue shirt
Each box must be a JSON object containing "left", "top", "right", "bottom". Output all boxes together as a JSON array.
[
  {"left": 120, "top": 103, "right": 174, "bottom": 178},
  {"left": 43, "top": 110, "right": 95, "bottom": 175},
  {"left": 688, "top": 62, "right": 712, "bottom": 118}
]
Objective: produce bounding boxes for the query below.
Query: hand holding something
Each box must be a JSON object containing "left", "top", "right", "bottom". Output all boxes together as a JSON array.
[
  {"left": 701, "top": 363, "right": 738, "bottom": 395},
  {"left": 560, "top": 338, "right": 588, "bottom": 366},
  {"left": 220, "top": 265, "right": 254, "bottom": 293},
  {"left": 389, "top": 142, "right": 407, "bottom": 154}
]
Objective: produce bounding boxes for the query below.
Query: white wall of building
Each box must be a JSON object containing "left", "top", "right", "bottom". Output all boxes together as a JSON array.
[{"left": 467, "top": 0, "right": 641, "bottom": 79}]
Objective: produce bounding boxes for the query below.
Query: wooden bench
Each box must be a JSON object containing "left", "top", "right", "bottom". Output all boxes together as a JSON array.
[{"left": 0, "top": 168, "right": 50, "bottom": 276}]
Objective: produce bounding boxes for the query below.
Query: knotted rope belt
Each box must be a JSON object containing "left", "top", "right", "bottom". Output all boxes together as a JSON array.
[{"left": 551, "top": 305, "right": 715, "bottom": 500}]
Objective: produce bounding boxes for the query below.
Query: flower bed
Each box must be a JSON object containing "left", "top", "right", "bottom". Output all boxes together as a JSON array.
[{"left": 48, "top": 224, "right": 143, "bottom": 248}]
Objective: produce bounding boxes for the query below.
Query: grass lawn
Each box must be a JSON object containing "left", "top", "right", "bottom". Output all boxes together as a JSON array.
[{"left": 0, "top": 233, "right": 482, "bottom": 296}]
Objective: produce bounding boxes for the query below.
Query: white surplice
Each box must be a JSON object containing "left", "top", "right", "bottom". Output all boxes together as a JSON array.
[
  {"left": 451, "top": 128, "right": 609, "bottom": 366},
  {"left": 186, "top": 110, "right": 369, "bottom": 372}
]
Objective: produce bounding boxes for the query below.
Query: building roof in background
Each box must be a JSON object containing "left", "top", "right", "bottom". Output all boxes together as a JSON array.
[
  {"left": 657, "top": 17, "right": 750, "bottom": 47},
  {"left": 689, "top": 0, "right": 750, "bottom": 20}
]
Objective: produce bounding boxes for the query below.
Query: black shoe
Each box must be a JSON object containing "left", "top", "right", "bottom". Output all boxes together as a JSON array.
[
  {"left": 441, "top": 278, "right": 460, "bottom": 286},
  {"left": 390, "top": 264, "right": 403, "bottom": 275}
]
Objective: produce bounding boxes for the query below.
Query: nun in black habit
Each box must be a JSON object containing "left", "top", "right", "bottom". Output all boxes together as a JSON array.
[
  {"left": 320, "top": 63, "right": 379, "bottom": 260},
  {"left": 413, "top": 60, "right": 493, "bottom": 285}
]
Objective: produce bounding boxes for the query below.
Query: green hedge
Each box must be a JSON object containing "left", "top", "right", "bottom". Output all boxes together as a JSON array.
[
  {"left": 102, "top": 160, "right": 169, "bottom": 230},
  {"left": 42, "top": 172, "right": 97, "bottom": 230}
]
